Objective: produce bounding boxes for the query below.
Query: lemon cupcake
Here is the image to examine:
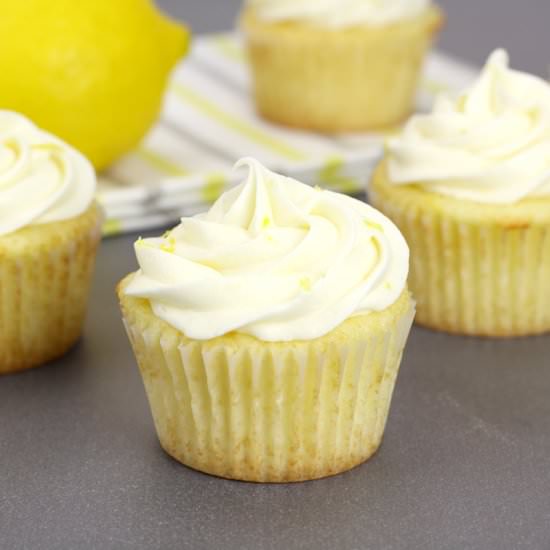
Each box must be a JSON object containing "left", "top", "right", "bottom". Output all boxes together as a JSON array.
[
  {"left": 240, "top": 0, "right": 443, "bottom": 132},
  {"left": 118, "top": 158, "right": 414, "bottom": 482},
  {"left": 369, "top": 50, "right": 550, "bottom": 337},
  {"left": 0, "top": 111, "right": 100, "bottom": 374}
]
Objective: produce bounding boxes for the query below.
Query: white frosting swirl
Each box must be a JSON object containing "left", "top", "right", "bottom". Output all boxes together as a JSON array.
[
  {"left": 0, "top": 111, "right": 96, "bottom": 236},
  {"left": 388, "top": 50, "right": 550, "bottom": 204},
  {"left": 125, "top": 158, "right": 409, "bottom": 342},
  {"left": 246, "top": 0, "right": 431, "bottom": 28}
]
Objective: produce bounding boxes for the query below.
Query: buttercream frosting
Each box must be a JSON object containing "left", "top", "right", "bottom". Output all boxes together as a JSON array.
[
  {"left": 388, "top": 50, "right": 550, "bottom": 204},
  {"left": 0, "top": 111, "right": 96, "bottom": 236},
  {"left": 246, "top": 0, "right": 431, "bottom": 28},
  {"left": 125, "top": 158, "right": 409, "bottom": 342}
]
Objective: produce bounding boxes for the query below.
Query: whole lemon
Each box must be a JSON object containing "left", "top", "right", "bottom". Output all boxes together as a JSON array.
[{"left": 0, "top": 0, "right": 189, "bottom": 170}]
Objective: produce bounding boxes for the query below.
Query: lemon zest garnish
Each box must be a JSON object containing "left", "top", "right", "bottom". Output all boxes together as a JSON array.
[
  {"left": 299, "top": 277, "right": 312, "bottom": 292},
  {"left": 364, "top": 219, "right": 383, "bottom": 231},
  {"left": 160, "top": 236, "right": 176, "bottom": 254}
]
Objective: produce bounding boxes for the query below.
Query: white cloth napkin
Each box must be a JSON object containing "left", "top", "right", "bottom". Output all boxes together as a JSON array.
[{"left": 98, "top": 33, "right": 477, "bottom": 236}]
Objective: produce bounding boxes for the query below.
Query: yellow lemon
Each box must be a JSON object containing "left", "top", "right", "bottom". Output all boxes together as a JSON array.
[{"left": 0, "top": 0, "right": 190, "bottom": 170}]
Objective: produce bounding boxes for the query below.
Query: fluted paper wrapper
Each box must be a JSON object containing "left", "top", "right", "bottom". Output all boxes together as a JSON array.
[
  {"left": 370, "top": 163, "right": 550, "bottom": 337},
  {"left": 241, "top": 7, "right": 443, "bottom": 132},
  {"left": 119, "top": 281, "right": 414, "bottom": 482},
  {"left": 0, "top": 204, "right": 101, "bottom": 374}
]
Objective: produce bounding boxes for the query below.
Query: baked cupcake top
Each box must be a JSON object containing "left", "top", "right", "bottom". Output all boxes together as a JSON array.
[
  {"left": 245, "top": 0, "right": 431, "bottom": 28},
  {"left": 387, "top": 50, "right": 550, "bottom": 204},
  {"left": 0, "top": 111, "right": 96, "bottom": 236},
  {"left": 125, "top": 158, "right": 409, "bottom": 342}
]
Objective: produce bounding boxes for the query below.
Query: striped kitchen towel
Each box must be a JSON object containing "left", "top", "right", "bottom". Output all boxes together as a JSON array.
[{"left": 98, "top": 32, "right": 477, "bottom": 236}]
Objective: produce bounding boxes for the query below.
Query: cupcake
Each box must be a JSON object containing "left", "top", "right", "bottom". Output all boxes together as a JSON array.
[
  {"left": 240, "top": 0, "right": 443, "bottom": 132},
  {"left": 0, "top": 111, "right": 100, "bottom": 374},
  {"left": 369, "top": 50, "right": 550, "bottom": 337},
  {"left": 118, "top": 158, "right": 414, "bottom": 482}
]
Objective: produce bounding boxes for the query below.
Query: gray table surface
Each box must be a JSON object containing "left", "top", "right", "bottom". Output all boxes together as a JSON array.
[{"left": 2, "top": 2, "right": 550, "bottom": 549}]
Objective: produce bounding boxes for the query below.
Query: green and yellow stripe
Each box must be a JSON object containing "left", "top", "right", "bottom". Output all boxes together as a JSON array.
[{"left": 170, "top": 82, "right": 307, "bottom": 162}]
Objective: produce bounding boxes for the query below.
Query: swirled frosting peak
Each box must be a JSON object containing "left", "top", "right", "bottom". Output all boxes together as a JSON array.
[
  {"left": 388, "top": 50, "right": 550, "bottom": 204},
  {"left": 246, "top": 0, "right": 431, "bottom": 28},
  {"left": 0, "top": 111, "right": 96, "bottom": 236},
  {"left": 125, "top": 158, "right": 409, "bottom": 341}
]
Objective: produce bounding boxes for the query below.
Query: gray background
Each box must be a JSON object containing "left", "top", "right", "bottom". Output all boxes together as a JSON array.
[{"left": 2, "top": 2, "right": 550, "bottom": 550}]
